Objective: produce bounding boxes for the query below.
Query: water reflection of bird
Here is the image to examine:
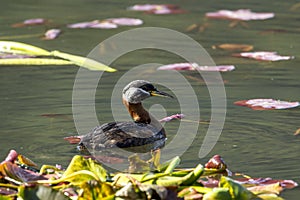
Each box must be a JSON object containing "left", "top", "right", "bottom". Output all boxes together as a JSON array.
[{"left": 65, "top": 80, "right": 173, "bottom": 152}]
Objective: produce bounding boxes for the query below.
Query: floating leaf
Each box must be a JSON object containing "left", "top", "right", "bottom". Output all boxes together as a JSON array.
[
  {"left": 212, "top": 43, "right": 253, "bottom": 51},
  {"left": 62, "top": 155, "right": 107, "bottom": 183},
  {"left": 233, "top": 51, "right": 294, "bottom": 61},
  {"left": 128, "top": 154, "right": 151, "bottom": 173},
  {"left": 234, "top": 99, "right": 300, "bottom": 110},
  {"left": 50, "top": 50, "right": 116, "bottom": 72},
  {"left": 202, "top": 187, "right": 232, "bottom": 200},
  {"left": 0, "top": 58, "right": 73, "bottom": 66},
  {"left": 159, "top": 113, "right": 185, "bottom": 122},
  {"left": 128, "top": 4, "right": 185, "bottom": 14},
  {"left": 78, "top": 180, "right": 114, "bottom": 200},
  {"left": 12, "top": 18, "right": 48, "bottom": 27},
  {"left": 2, "top": 150, "right": 18, "bottom": 164},
  {"left": 0, "top": 41, "right": 51, "bottom": 56},
  {"left": 157, "top": 63, "right": 235, "bottom": 72},
  {"left": 18, "top": 185, "right": 69, "bottom": 200},
  {"left": 0, "top": 41, "right": 117, "bottom": 71},
  {"left": 206, "top": 9, "right": 274, "bottom": 21},
  {"left": 219, "top": 176, "right": 256, "bottom": 200},
  {"left": 0, "top": 161, "right": 46, "bottom": 182},
  {"left": 294, "top": 128, "right": 300, "bottom": 136},
  {"left": 107, "top": 18, "right": 143, "bottom": 26},
  {"left": 67, "top": 18, "right": 143, "bottom": 29},
  {"left": 17, "top": 155, "right": 38, "bottom": 168},
  {"left": 43, "top": 29, "right": 62, "bottom": 40}
]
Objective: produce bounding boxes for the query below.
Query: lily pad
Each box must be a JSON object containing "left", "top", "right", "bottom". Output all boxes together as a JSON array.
[
  {"left": 43, "top": 29, "right": 62, "bottom": 40},
  {"left": 234, "top": 99, "right": 300, "bottom": 110},
  {"left": 128, "top": 4, "right": 185, "bottom": 14},
  {"left": 157, "top": 63, "right": 235, "bottom": 72},
  {"left": 206, "top": 9, "right": 274, "bottom": 21},
  {"left": 233, "top": 51, "right": 294, "bottom": 61}
]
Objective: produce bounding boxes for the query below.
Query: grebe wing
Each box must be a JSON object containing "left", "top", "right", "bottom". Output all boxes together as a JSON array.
[{"left": 80, "top": 121, "right": 165, "bottom": 149}]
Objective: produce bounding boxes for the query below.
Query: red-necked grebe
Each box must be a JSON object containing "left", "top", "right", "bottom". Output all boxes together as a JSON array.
[{"left": 65, "top": 80, "right": 173, "bottom": 151}]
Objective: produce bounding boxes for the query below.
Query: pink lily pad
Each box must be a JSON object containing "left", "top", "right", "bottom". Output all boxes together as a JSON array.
[
  {"left": 159, "top": 113, "right": 185, "bottom": 122},
  {"left": 206, "top": 9, "right": 275, "bottom": 21},
  {"left": 12, "top": 18, "right": 48, "bottom": 27},
  {"left": 89, "top": 21, "right": 118, "bottom": 29},
  {"left": 67, "top": 18, "right": 143, "bottom": 29},
  {"left": 67, "top": 20, "right": 117, "bottom": 29},
  {"left": 107, "top": 18, "right": 143, "bottom": 26},
  {"left": 233, "top": 51, "right": 294, "bottom": 61},
  {"left": 234, "top": 99, "right": 300, "bottom": 110},
  {"left": 157, "top": 62, "right": 235, "bottom": 72},
  {"left": 236, "top": 177, "right": 298, "bottom": 189},
  {"left": 128, "top": 4, "right": 185, "bottom": 15},
  {"left": 43, "top": 29, "right": 61, "bottom": 40}
]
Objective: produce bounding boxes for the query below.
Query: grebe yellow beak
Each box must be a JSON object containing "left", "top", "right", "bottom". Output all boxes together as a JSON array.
[{"left": 150, "top": 90, "right": 174, "bottom": 98}]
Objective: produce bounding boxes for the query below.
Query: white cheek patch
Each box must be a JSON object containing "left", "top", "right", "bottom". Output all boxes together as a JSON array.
[{"left": 124, "top": 88, "right": 150, "bottom": 104}]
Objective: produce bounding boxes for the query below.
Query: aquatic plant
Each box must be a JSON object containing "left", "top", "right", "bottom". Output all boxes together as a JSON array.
[
  {"left": 0, "top": 149, "right": 297, "bottom": 199},
  {"left": 0, "top": 41, "right": 116, "bottom": 72}
]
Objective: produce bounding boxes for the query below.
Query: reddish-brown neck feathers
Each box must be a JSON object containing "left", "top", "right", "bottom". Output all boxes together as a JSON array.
[{"left": 122, "top": 98, "right": 151, "bottom": 124}]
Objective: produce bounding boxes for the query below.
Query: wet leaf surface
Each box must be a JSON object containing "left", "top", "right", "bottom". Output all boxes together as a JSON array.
[{"left": 234, "top": 99, "right": 300, "bottom": 110}]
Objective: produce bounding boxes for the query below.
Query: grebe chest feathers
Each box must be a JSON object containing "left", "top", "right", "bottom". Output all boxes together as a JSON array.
[{"left": 79, "top": 80, "right": 173, "bottom": 150}]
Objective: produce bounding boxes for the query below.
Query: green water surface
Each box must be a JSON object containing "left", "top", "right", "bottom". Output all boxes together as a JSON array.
[{"left": 0, "top": 0, "right": 299, "bottom": 199}]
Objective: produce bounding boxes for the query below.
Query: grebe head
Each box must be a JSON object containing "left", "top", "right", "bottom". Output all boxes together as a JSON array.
[{"left": 122, "top": 80, "right": 173, "bottom": 104}]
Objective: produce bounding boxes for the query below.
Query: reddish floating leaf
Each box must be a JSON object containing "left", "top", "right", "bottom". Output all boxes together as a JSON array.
[
  {"left": 12, "top": 18, "right": 48, "bottom": 27},
  {"left": 234, "top": 99, "right": 300, "bottom": 110},
  {"left": 67, "top": 20, "right": 117, "bottom": 29},
  {"left": 64, "top": 136, "right": 82, "bottom": 144},
  {"left": 128, "top": 4, "right": 185, "bottom": 15},
  {"left": 67, "top": 18, "right": 143, "bottom": 29},
  {"left": 157, "top": 62, "right": 235, "bottom": 72},
  {"left": 159, "top": 113, "right": 185, "bottom": 122},
  {"left": 43, "top": 29, "right": 61, "bottom": 40},
  {"left": 233, "top": 51, "right": 294, "bottom": 61},
  {"left": 107, "top": 18, "right": 143, "bottom": 26},
  {"left": 206, "top": 9, "right": 275, "bottom": 21},
  {"left": 212, "top": 43, "right": 253, "bottom": 51},
  {"left": 0, "top": 161, "right": 46, "bottom": 182},
  {"left": 236, "top": 177, "right": 298, "bottom": 189}
]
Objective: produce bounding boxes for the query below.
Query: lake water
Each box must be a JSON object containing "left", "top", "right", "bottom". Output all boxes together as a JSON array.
[{"left": 0, "top": 0, "right": 299, "bottom": 199}]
